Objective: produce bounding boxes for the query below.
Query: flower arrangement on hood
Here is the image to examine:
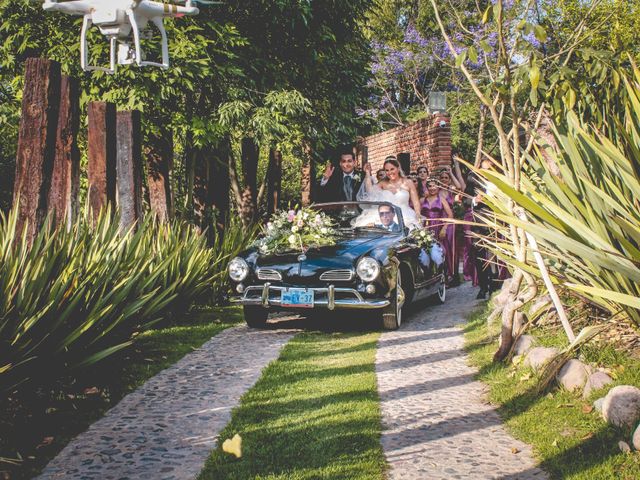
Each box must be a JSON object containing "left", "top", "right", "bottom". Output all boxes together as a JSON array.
[
  {"left": 254, "top": 207, "right": 338, "bottom": 255},
  {"left": 408, "top": 226, "right": 435, "bottom": 250}
]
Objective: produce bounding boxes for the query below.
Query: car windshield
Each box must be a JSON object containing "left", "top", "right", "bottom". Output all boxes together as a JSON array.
[{"left": 311, "top": 202, "right": 404, "bottom": 232}]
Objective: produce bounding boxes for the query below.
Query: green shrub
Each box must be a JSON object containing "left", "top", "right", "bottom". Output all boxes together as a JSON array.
[{"left": 0, "top": 208, "right": 216, "bottom": 393}]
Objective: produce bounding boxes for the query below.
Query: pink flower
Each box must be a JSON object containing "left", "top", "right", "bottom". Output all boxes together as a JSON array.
[{"left": 287, "top": 210, "right": 296, "bottom": 222}]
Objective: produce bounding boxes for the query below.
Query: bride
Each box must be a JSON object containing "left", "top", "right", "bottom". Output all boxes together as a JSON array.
[{"left": 355, "top": 157, "right": 423, "bottom": 229}]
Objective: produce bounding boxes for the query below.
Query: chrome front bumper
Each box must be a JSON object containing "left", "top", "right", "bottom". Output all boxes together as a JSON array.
[{"left": 234, "top": 283, "right": 390, "bottom": 310}]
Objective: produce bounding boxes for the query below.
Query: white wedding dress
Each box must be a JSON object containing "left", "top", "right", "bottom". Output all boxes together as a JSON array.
[{"left": 354, "top": 183, "right": 422, "bottom": 229}]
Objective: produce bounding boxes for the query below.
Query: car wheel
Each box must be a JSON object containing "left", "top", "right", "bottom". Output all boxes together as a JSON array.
[
  {"left": 382, "top": 269, "right": 405, "bottom": 330},
  {"left": 434, "top": 273, "right": 446, "bottom": 304},
  {"left": 243, "top": 305, "right": 269, "bottom": 328}
]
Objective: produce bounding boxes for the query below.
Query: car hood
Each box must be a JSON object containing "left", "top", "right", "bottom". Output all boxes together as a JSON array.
[{"left": 254, "top": 232, "right": 400, "bottom": 283}]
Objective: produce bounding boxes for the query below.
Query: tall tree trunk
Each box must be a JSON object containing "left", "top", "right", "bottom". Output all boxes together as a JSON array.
[
  {"left": 266, "top": 148, "right": 282, "bottom": 214},
  {"left": 474, "top": 105, "right": 487, "bottom": 167},
  {"left": 184, "top": 137, "right": 196, "bottom": 221},
  {"left": 210, "top": 139, "right": 231, "bottom": 235},
  {"left": 193, "top": 148, "right": 209, "bottom": 230},
  {"left": 146, "top": 125, "right": 173, "bottom": 222},
  {"left": 239, "top": 137, "right": 259, "bottom": 224}
]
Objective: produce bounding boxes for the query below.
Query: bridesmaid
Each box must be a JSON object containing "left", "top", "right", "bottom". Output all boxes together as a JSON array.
[
  {"left": 438, "top": 167, "right": 464, "bottom": 286},
  {"left": 421, "top": 178, "right": 454, "bottom": 274}
]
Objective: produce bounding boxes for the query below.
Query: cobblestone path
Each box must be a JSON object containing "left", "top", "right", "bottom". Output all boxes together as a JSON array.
[
  {"left": 39, "top": 326, "right": 296, "bottom": 480},
  {"left": 376, "top": 282, "right": 548, "bottom": 480}
]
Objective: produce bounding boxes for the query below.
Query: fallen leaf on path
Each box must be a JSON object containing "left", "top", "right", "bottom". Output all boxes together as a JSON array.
[
  {"left": 222, "top": 434, "right": 242, "bottom": 458},
  {"left": 83, "top": 387, "right": 100, "bottom": 395},
  {"left": 618, "top": 441, "right": 631, "bottom": 453},
  {"left": 581, "top": 404, "right": 594, "bottom": 414},
  {"left": 511, "top": 447, "right": 520, "bottom": 454},
  {"left": 36, "top": 437, "right": 54, "bottom": 449}
]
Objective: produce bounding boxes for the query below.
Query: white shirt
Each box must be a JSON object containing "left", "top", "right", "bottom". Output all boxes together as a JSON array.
[{"left": 320, "top": 171, "right": 355, "bottom": 187}]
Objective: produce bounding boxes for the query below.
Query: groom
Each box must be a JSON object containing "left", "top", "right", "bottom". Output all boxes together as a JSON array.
[{"left": 317, "top": 149, "right": 363, "bottom": 202}]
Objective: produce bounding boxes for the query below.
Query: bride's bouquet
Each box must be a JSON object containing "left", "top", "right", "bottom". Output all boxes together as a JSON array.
[{"left": 254, "top": 207, "right": 338, "bottom": 255}]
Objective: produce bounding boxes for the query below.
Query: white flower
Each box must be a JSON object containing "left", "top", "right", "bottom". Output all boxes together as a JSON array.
[
  {"left": 291, "top": 225, "right": 299, "bottom": 233},
  {"left": 420, "top": 230, "right": 426, "bottom": 237},
  {"left": 260, "top": 245, "right": 269, "bottom": 253},
  {"left": 275, "top": 220, "right": 283, "bottom": 228},
  {"left": 288, "top": 234, "right": 297, "bottom": 245},
  {"left": 302, "top": 212, "right": 309, "bottom": 220},
  {"left": 320, "top": 227, "right": 328, "bottom": 234},
  {"left": 267, "top": 222, "right": 274, "bottom": 231}
]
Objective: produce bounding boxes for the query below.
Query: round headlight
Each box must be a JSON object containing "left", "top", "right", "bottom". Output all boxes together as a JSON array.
[
  {"left": 356, "top": 257, "right": 380, "bottom": 282},
  {"left": 228, "top": 257, "right": 249, "bottom": 282}
]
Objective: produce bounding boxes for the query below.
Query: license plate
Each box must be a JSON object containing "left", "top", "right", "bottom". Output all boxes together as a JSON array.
[{"left": 281, "top": 288, "right": 314, "bottom": 308}]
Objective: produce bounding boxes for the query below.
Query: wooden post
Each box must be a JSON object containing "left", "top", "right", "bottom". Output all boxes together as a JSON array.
[
  {"left": 146, "top": 127, "right": 173, "bottom": 222},
  {"left": 266, "top": 148, "right": 282, "bottom": 214},
  {"left": 116, "top": 110, "right": 143, "bottom": 230},
  {"left": 12, "top": 58, "right": 61, "bottom": 242},
  {"left": 301, "top": 140, "right": 314, "bottom": 206},
  {"left": 48, "top": 75, "right": 80, "bottom": 230},
  {"left": 87, "top": 102, "right": 117, "bottom": 220}
]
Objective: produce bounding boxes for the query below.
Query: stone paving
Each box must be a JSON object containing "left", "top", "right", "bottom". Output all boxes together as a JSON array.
[
  {"left": 38, "top": 325, "right": 296, "bottom": 480},
  {"left": 376, "top": 282, "right": 548, "bottom": 480}
]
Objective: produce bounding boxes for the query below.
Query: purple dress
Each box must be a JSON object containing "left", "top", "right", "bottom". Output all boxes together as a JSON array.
[{"left": 421, "top": 196, "right": 452, "bottom": 276}]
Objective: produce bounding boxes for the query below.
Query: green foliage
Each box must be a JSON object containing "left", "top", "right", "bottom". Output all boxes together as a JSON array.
[
  {"left": 218, "top": 90, "right": 311, "bottom": 146},
  {"left": 0, "top": 208, "right": 217, "bottom": 393},
  {"left": 475, "top": 66, "right": 640, "bottom": 327}
]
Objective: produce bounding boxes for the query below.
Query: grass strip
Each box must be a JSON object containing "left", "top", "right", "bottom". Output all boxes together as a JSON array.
[
  {"left": 1, "top": 306, "right": 243, "bottom": 480},
  {"left": 464, "top": 303, "right": 640, "bottom": 479},
  {"left": 199, "top": 330, "right": 387, "bottom": 480}
]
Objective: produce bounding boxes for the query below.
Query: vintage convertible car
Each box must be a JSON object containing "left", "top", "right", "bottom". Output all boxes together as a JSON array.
[{"left": 227, "top": 201, "right": 446, "bottom": 330}]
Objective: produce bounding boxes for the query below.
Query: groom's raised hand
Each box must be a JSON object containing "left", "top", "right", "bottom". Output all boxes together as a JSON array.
[{"left": 322, "top": 161, "right": 335, "bottom": 181}]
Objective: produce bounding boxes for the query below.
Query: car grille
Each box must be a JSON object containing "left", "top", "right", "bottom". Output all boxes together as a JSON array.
[
  {"left": 320, "top": 269, "right": 355, "bottom": 281},
  {"left": 257, "top": 269, "right": 282, "bottom": 281}
]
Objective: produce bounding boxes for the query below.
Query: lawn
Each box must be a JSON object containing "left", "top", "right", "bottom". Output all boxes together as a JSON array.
[
  {"left": 464, "top": 303, "right": 640, "bottom": 480},
  {"left": 198, "top": 329, "right": 387, "bottom": 480},
  {"left": 0, "top": 306, "right": 243, "bottom": 479}
]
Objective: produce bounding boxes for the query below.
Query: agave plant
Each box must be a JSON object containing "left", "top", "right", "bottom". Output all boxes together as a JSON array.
[
  {"left": 0, "top": 207, "right": 217, "bottom": 393},
  {"left": 475, "top": 65, "right": 640, "bottom": 328}
]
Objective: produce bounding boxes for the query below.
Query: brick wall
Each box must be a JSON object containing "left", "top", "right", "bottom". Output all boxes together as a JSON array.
[{"left": 359, "top": 113, "right": 451, "bottom": 175}]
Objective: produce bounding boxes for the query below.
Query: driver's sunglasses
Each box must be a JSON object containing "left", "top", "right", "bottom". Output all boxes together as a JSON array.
[{"left": 379, "top": 211, "right": 394, "bottom": 216}]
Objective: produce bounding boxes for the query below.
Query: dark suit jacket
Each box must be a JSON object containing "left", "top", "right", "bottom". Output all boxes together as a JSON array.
[
  {"left": 317, "top": 170, "right": 362, "bottom": 203},
  {"left": 375, "top": 222, "right": 401, "bottom": 233}
]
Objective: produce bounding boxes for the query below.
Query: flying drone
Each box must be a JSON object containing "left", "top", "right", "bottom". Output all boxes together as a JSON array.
[{"left": 42, "top": 0, "right": 209, "bottom": 74}]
